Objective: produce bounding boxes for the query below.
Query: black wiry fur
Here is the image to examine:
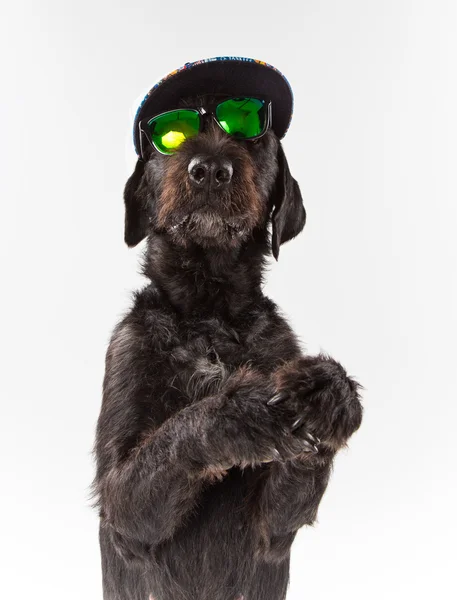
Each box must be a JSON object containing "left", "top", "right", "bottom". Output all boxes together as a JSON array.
[{"left": 93, "top": 96, "right": 363, "bottom": 600}]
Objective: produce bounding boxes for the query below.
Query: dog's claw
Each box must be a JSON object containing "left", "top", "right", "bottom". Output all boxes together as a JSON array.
[
  {"left": 302, "top": 440, "right": 319, "bottom": 454},
  {"left": 291, "top": 416, "right": 306, "bottom": 431},
  {"left": 290, "top": 418, "right": 320, "bottom": 446},
  {"left": 262, "top": 448, "right": 281, "bottom": 463},
  {"left": 272, "top": 448, "right": 282, "bottom": 461},
  {"left": 267, "top": 391, "right": 289, "bottom": 406},
  {"left": 304, "top": 431, "right": 320, "bottom": 445}
]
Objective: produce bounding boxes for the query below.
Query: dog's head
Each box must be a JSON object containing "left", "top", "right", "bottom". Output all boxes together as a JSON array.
[{"left": 124, "top": 95, "right": 306, "bottom": 259}]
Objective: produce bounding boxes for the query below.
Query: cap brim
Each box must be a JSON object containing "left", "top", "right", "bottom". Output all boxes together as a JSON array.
[{"left": 133, "top": 57, "right": 293, "bottom": 156}]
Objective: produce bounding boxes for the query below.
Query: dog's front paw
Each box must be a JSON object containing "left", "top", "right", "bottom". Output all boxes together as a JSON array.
[
  {"left": 267, "top": 355, "right": 363, "bottom": 450},
  {"left": 218, "top": 366, "right": 321, "bottom": 466}
]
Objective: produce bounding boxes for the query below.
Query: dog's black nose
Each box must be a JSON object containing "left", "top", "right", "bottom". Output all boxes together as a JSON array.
[{"left": 188, "top": 156, "right": 233, "bottom": 190}]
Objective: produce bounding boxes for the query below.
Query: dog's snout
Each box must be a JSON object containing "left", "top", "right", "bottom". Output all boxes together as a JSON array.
[
  {"left": 188, "top": 156, "right": 233, "bottom": 190},
  {"left": 213, "top": 159, "right": 233, "bottom": 187}
]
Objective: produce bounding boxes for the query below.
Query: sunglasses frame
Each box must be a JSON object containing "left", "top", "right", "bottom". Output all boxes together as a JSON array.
[{"left": 138, "top": 96, "right": 272, "bottom": 159}]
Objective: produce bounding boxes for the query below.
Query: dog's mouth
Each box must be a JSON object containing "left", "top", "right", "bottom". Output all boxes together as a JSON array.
[{"left": 168, "top": 208, "right": 249, "bottom": 246}]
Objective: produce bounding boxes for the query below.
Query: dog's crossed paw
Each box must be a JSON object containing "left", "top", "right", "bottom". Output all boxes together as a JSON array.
[{"left": 267, "top": 355, "right": 363, "bottom": 451}]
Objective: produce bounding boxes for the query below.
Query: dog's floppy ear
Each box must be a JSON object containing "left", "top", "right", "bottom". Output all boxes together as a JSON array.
[
  {"left": 124, "top": 159, "right": 150, "bottom": 247},
  {"left": 270, "top": 143, "right": 306, "bottom": 260}
]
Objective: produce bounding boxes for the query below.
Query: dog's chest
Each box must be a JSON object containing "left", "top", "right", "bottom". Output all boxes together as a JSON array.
[{"left": 169, "top": 318, "right": 244, "bottom": 401}]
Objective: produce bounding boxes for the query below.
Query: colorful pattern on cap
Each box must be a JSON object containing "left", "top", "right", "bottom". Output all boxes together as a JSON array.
[{"left": 133, "top": 56, "right": 294, "bottom": 155}]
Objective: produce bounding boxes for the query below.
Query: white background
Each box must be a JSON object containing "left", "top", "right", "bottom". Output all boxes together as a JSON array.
[{"left": 1, "top": 1, "right": 456, "bottom": 599}]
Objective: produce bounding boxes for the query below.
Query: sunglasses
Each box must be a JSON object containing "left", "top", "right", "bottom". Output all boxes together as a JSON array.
[{"left": 138, "top": 96, "right": 272, "bottom": 158}]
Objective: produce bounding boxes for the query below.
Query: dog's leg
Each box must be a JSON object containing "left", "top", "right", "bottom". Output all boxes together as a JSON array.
[
  {"left": 251, "top": 452, "right": 334, "bottom": 562},
  {"left": 97, "top": 366, "right": 317, "bottom": 556},
  {"left": 250, "top": 354, "right": 363, "bottom": 562}
]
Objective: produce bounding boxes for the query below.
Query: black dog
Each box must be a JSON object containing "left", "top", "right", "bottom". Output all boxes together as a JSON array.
[{"left": 93, "top": 95, "right": 363, "bottom": 600}]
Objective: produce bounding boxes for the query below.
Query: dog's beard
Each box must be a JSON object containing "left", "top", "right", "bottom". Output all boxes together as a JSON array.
[{"left": 167, "top": 206, "right": 251, "bottom": 249}]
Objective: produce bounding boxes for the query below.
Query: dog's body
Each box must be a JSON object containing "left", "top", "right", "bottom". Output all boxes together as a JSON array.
[{"left": 93, "top": 97, "right": 362, "bottom": 600}]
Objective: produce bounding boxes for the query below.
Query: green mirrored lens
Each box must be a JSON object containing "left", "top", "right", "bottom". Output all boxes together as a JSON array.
[
  {"left": 216, "top": 98, "right": 266, "bottom": 139},
  {"left": 148, "top": 110, "right": 200, "bottom": 154}
]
